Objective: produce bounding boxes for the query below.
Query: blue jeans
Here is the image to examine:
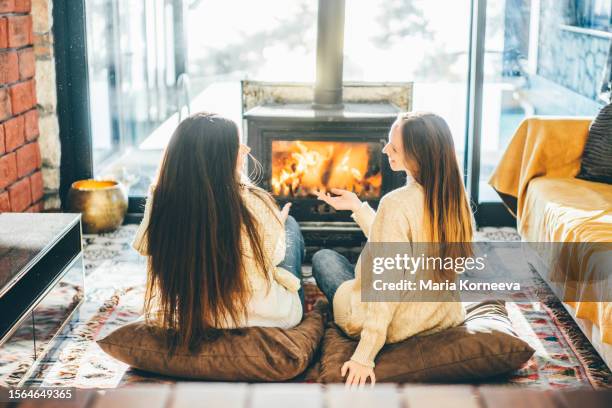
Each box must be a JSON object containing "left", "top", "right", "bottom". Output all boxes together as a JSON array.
[
  {"left": 278, "top": 216, "right": 305, "bottom": 306},
  {"left": 311, "top": 249, "right": 355, "bottom": 305}
]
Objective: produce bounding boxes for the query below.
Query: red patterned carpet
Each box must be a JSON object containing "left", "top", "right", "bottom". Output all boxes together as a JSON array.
[{"left": 1, "top": 225, "right": 608, "bottom": 389}]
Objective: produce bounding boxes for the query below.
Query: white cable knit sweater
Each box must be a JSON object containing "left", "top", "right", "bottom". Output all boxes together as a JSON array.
[
  {"left": 132, "top": 185, "right": 302, "bottom": 329},
  {"left": 333, "top": 181, "right": 466, "bottom": 368}
]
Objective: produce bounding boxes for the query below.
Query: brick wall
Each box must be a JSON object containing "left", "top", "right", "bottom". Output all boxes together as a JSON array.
[{"left": 0, "top": 0, "right": 43, "bottom": 213}]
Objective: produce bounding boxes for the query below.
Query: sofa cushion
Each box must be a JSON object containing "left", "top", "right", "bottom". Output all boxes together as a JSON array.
[
  {"left": 318, "top": 300, "right": 534, "bottom": 383},
  {"left": 97, "top": 305, "right": 326, "bottom": 381},
  {"left": 578, "top": 102, "right": 612, "bottom": 184}
]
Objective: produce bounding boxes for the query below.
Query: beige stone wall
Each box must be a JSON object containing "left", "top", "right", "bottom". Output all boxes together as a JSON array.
[{"left": 32, "top": 0, "right": 60, "bottom": 210}]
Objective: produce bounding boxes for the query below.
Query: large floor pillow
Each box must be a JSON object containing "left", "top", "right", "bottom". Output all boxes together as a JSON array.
[
  {"left": 318, "top": 300, "right": 534, "bottom": 383},
  {"left": 98, "top": 303, "right": 327, "bottom": 382}
]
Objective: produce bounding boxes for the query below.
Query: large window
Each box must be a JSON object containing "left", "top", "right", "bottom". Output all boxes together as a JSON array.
[
  {"left": 86, "top": 0, "right": 182, "bottom": 195},
  {"left": 344, "top": 0, "right": 471, "bottom": 160},
  {"left": 59, "top": 0, "right": 609, "bottom": 225},
  {"left": 89, "top": 0, "right": 317, "bottom": 196},
  {"left": 478, "top": 0, "right": 604, "bottom": 203},
  {"left": 573, "top": 0, "right": 611, "bottom": 32}
]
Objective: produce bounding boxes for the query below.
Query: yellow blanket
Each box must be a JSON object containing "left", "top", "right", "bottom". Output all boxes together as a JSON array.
[
  {"left": 489, "top": 117, "right": 612, "bottom": 345},
  {"left": 489, "top": 117, "right": 591, "bottom": 219}
]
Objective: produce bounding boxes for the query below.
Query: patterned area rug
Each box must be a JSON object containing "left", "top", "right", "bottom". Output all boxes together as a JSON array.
[{"left": 14, "top": 225, "right": 611, "bottom": 389}]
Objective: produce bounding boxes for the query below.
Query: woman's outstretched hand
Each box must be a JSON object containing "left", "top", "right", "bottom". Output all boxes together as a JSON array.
[
  {"left": 315, "top": 188, "right": 362, "bottom": 213},
  {"left": 279, "top": 202, "right": 292, "bottom": 223},
  {"left": 341, "top": 360, "right": 376, "bottom": 388}
]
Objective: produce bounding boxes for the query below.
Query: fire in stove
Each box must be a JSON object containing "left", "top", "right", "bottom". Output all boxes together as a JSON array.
[{"left": 271, "top": 140, "right": 382, "bottom": 199}]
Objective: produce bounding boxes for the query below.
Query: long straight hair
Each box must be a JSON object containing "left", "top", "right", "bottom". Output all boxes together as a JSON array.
[
  {"left": 398, "top": 112, "right": 474, "bottom": 278},
  {"left": 144, "top": 112, "right": 277, "bottom": 352}
]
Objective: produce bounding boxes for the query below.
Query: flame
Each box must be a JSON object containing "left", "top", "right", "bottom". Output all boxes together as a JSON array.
[{"left": 271, "top": 140, "right": 382, "bottom": 198}]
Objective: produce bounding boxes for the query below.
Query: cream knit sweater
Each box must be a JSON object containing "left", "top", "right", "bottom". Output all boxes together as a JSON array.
[
  {"left": 333, "top": 181, "right": 466, "bottom": 368},
  {"left": 132, "top": 184, "right": 302, "bottom": 329}
]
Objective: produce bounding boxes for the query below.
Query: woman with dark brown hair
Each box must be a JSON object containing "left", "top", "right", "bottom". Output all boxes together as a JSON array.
[
  {"left": 132, "top": 112, "right": 305, "bottom": 352},
  {"left": 312, "top": 112, "right": 474, "bottom": 387}
]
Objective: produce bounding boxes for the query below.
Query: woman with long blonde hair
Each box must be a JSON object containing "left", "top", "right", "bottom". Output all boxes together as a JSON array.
[{"left": 312, "top": 112, "right": 474, "bottom": 387}]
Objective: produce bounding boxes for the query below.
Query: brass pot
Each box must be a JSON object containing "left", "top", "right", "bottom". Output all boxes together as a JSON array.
[{"left": 67, "top": 179, "right": 128, "bottom": 234}]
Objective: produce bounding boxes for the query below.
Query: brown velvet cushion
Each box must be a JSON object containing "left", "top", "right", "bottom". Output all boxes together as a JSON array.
[
  {"left": 318, "top": 300, "right": 534, "bottom": 383},
  {"left": 97, "top": 305, "right": 327, "bottom": 382}
]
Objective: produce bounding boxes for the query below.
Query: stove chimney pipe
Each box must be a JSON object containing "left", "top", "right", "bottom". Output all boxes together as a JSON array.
[{"left": 313, "top": 0, "right": 345, "bottom": 110}]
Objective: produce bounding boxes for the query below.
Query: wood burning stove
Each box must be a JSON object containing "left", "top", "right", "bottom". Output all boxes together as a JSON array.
[
  {"left": 242, "top": 0, "right": 410, "bottom": 247},
  {"left": 244, "top": 103, "right": 406, "bottom": 246}
]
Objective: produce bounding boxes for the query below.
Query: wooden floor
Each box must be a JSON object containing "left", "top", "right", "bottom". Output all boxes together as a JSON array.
[{"left": 4, "top": 384, "right": 611, "bottom": 408}]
